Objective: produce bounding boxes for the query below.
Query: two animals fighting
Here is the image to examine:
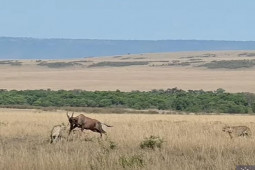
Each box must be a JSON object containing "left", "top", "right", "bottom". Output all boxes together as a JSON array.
[{"left": 50, "top": 112, "right": 113, "bottom": 143}]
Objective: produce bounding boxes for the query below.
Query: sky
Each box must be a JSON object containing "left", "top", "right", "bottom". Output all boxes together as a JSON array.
[{"left": 0, "top": 0, "right": 255, "bottom": 41}]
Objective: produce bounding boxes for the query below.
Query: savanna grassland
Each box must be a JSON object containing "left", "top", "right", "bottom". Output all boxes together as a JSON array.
[
  {"left": 1, "top": 50, "right": 255, "bottom": 170},
  {"left": 1, "top": 109, "right": 255, "bottom": 170}
]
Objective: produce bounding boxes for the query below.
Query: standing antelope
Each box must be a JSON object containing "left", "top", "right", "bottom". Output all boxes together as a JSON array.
[{"left": 66, "top": 112, "right": 113, "bottom": 137}]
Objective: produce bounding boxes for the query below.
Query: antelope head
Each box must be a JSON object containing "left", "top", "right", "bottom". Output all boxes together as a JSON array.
[{"left": 66, "top": 112, "right": 76, "bottom": 126}]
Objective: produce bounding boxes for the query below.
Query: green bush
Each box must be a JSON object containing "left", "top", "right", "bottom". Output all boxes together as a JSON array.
[
  {"left": 140, "top": 136, "right": 164, "bottom": 150},
  {"left": 252, "top": 103, "right": 255, "bottom": 113},
  {"left": 198, "top": 59, "right": 255, "bottom": 69},
  {"left": 89, "top": 61, "right": 149, "bottom": 67},
  {"left": 119, "top": 154, "right": 144, "bottom": 168},
  {"left": 37, "top": 61, "right": 82, "bottom": 68}
]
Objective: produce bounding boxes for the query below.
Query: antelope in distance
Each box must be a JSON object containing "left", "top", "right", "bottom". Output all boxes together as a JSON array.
[{"left": 66, "top": 112, "right": 113, "bottom": 137}]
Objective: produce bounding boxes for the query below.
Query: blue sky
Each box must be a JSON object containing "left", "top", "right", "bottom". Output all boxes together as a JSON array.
[{"left": 0, "top": 0, "right": 255, "bottom": 40}]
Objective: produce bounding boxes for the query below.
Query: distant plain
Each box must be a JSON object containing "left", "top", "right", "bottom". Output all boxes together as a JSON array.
[{"left": 0, "top": 50, "right": 254, "bottom": 93}]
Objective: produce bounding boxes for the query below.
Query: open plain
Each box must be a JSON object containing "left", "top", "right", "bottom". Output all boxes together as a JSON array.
[{"left": 0, "top": 50, "right": 255, "bottom": 93}]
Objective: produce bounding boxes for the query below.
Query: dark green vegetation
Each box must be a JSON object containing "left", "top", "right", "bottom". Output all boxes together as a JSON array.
[
  {"left": 0, "top": 88, "right": 255, "bottom": 114},
  {"left": 119, "top": 154, "right": 145, "bottom": 168},
  {"left": 140, "top": 136, "right": 164, "bottom": 150},
  {"left": 181, "top": 53, "right": 216, "bottom": 59},
  {"left": 198, "top": 59, "right": 255, "bottom": 69},
  {"left": 153, "top": 59, "right": 203, "bottom": 67},
  {"left": 88, "top": 61, "right": 149, "bottom": 67},
  {"left": 239, "top": 52, "right": 255, "bottom": 57},
  {"left": 0, "top": 60, "right": 22, "bottom": 66},
  {"left": 38, "top": 61, "right": 83, "bottom": 68}
]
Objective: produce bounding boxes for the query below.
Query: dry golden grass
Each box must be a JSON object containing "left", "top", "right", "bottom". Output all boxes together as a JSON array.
[
  {"left": 0, "top": 50, "right": 255, "bottom": 93},
  {"left": 1, "top": 108, "right": 255, "bottom": 170}
]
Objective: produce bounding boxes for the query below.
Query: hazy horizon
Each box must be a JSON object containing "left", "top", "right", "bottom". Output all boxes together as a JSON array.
[
  {"left": 2, "top": 36, "right": 255, "bottom": 42},
  {"left": 0, "top": 37, "right": 255, "bottom": 59}
]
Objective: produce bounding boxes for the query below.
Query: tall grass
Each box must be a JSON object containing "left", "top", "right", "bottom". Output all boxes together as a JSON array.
[{"left": 0, "top": 109, "right": 255, "bottom": 169}]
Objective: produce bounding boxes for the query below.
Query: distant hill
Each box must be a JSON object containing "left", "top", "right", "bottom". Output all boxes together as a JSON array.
[{"left": 1, "top": 37, "right": 255, "bottom": 59}]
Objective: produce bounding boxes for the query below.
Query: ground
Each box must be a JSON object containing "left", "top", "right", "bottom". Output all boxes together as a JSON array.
[
  {"left": 0, "top": 108, "right": 255, "bottom": 170},
  {"left": 0, "top": 50, "right": 255, "bottom": 93},
  {"left": 1, "top": 51, "right": 255, "bottom": 169}
]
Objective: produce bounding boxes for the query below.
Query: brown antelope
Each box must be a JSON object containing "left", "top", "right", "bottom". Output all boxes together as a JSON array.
[{"left": 66, "top": 112, "right": 112, "bottom": 137}]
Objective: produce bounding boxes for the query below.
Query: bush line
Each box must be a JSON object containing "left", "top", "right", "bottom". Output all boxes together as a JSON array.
[{"left": 0, "top": 88, "right": 255, "bottom": 114}]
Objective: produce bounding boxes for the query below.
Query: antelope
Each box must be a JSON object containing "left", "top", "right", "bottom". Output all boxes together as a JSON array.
[{"left": 66, "top": 112, "right": 113, "bottom": 137}]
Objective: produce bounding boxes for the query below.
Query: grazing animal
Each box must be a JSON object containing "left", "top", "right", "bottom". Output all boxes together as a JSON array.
[
  {"left": 66, "top": 112, "right": 112, "bottom": 137},
  {"left": 50, "top": 124, "right": 67, "bottom": 143},
  {"left": 222, "top": 125, "right": 251, "bottom": 139}
]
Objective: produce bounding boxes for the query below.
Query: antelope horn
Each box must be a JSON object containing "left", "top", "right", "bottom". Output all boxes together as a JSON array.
[
  {"left": 66, "top": 112, "right": 70, "bottom": 119},
  {"left": 71, "top": 112, "right": 74, "bottom": 117}
]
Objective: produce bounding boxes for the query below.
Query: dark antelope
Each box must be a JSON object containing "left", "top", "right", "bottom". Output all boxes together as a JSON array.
[{"left": 66, "top": 112, "right": 113, "bottom": 137}]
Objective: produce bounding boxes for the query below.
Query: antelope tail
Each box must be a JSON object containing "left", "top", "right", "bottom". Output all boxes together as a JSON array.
[{"left": 102, "top": 123, "right": 113, "bottom": 127}]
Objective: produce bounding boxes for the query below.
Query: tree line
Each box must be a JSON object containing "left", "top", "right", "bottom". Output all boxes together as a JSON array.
[{"left": 0, "top": 88, "right": 255, "bottom": 114}]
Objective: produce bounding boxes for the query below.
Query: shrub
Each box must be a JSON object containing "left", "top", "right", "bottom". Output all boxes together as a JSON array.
[
  {"left": 140, "top": 136, "right": 164, "bottom": 150},
  {"left": 0, "top": 60, "right": 22, "bottom": 66},
  {"left": 252, "top": 103, "right": 255, "bottom": 113},
  {"left": 109, "top": 140, "right": 117, "bottom": 150},
  {"left": 119, "top": 154, "right": 144, "bottom": 168},
  {"left": 88, "top": 61, "right": 149, "bottom": 67},
  {"left": 0, "top": 121, "right": 8, "bottom": 127},
  {"left": 198, "top": 59, "right": 255, "bottom": 69},
  {"left": 97, "top": 138, "right": 117, "bottom": 154},
  {"left": 37, "top": 61, "right": 82, "bottom": 68}
]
